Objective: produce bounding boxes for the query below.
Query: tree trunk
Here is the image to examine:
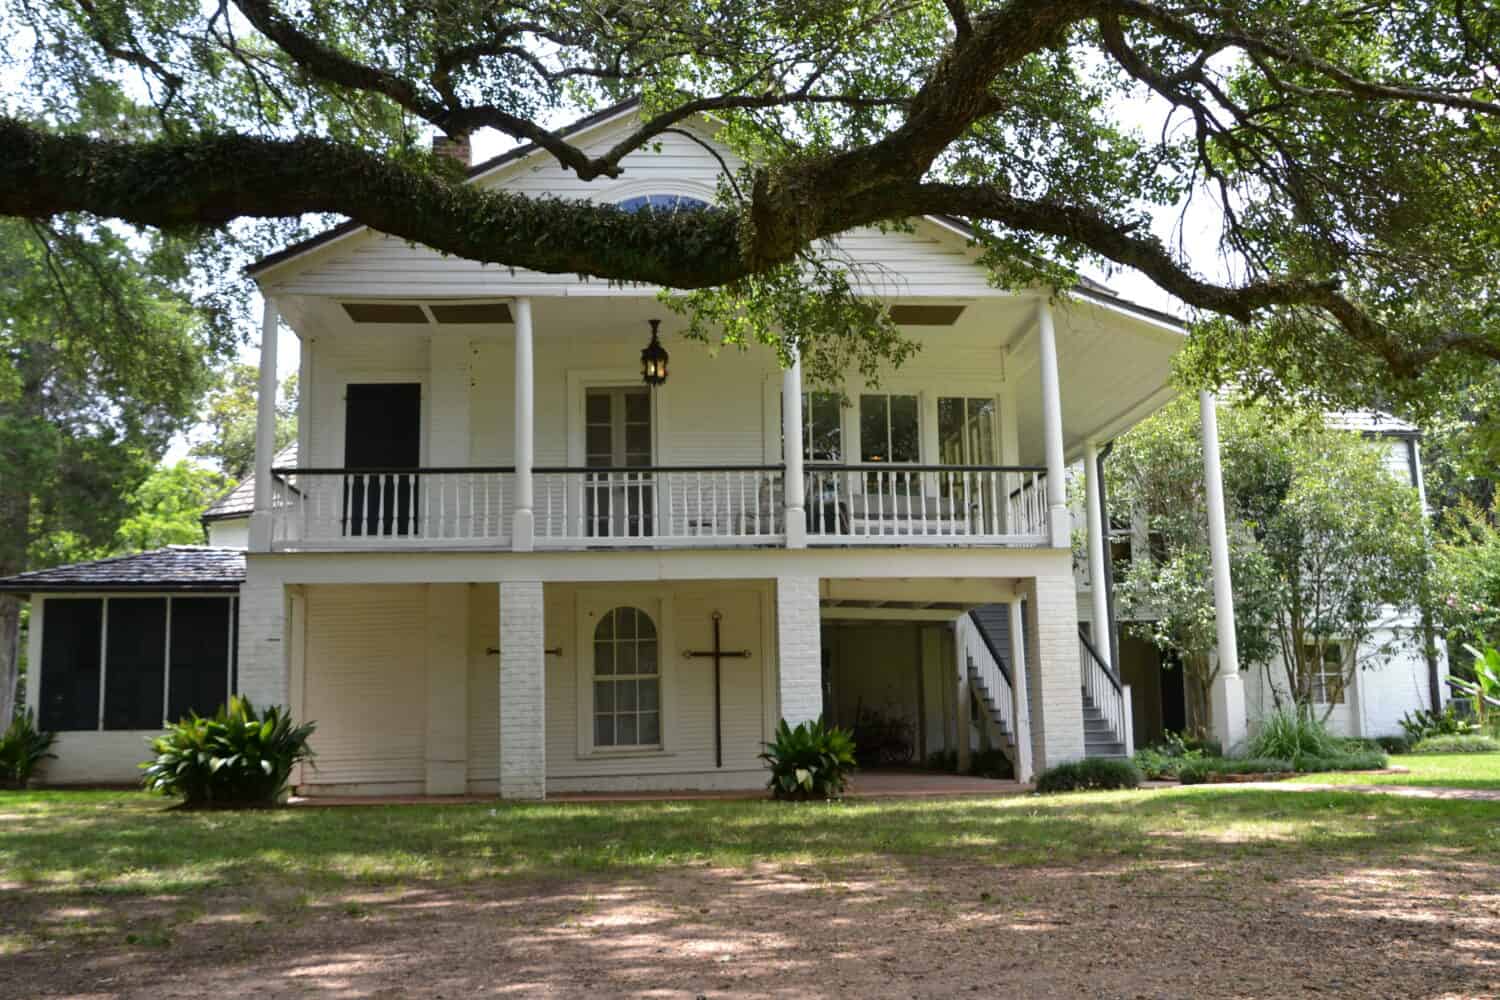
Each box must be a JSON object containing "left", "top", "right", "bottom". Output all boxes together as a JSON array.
[{"left": 0, "top": 595, "right": 18, "bottom": 724}]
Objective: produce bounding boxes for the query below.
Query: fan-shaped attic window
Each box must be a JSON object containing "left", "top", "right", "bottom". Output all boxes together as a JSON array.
[{"left": 617, "top": 193, "right": 709, "bottom": 214}]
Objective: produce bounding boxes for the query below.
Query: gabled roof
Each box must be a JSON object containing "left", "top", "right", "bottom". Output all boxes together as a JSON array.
[
  {"left": 0, "top": 547, "right": 246, "bottom": 594},
  {"left": 245, "top": 98, "right": 643, "bottom": 277},
  {"left": 201, "top": 443, "right": 298, "bottom": 522}
]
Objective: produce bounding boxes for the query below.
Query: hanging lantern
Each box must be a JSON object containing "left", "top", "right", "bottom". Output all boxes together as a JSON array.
[{"left": 640, "top": 318, "right": 669, "bottom": 387}]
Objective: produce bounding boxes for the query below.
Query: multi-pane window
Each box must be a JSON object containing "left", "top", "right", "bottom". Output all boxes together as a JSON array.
[
  {"left": 859, "top": 394, "right": 920, "bottom": 464},
  {"left": 593, "top": 606, "right": 661, "bottom": 748},
  {"left": 39, "top": 596, "right": 237, "bottom": 732},
  {"left": 937, "top": 397, "right": 996, "bottom": 466},
  {"left": 804, "top": 392, "right": 843, "bottom": 462},
  {"left": 1304, "top": 642, "right": 1347, "bottom": 705}
]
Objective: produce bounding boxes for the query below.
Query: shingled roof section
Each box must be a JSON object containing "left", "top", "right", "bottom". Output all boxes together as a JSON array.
[
  {"left": 201, "top": 443, "right": 298, "bottom": 522},
  {"left": 0, "top": 547, "right": 246, "bottom": 594}
]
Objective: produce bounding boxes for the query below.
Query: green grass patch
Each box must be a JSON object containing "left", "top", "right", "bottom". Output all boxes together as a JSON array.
[
  {"left": 1, "top": 785, "right": 1497, "bottom": 904},
  {"left": 1410, "top": 734, "right": 1500, "bottom": 754},
  {"left": 1311, "top": 752, "right": 1500, "bottom": 790}
]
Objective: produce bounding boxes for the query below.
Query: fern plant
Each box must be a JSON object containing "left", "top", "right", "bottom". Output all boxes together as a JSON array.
[
  {"left": 759, "top": 718, "right": 857, "bottom": 800},
  {"left": 0, "top": 712, "right": 57, "bottom": 789},
  {"left": 141, "top": 697, "right": 316, "bottom": 807}
]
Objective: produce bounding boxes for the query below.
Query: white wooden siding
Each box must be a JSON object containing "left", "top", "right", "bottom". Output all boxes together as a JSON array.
[{"left": 301, "top": 585, "right": 429, "bottom": 789}]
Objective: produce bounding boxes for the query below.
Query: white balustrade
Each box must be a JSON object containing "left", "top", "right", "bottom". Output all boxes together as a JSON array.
[
  {"left": 532, "top": 467, "right": 784, "bottom": 547},
  {"left": 269, "top": 469, "right": 511, "bottom": 546},
  {"left": 267, "top": 463, "right": 1049, "bottom": 550},
  {"left": 804, "top": 466, "right": 1047, "bottom": 544}
]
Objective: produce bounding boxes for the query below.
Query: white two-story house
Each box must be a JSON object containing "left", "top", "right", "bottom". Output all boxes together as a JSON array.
[{"left": 6, "top": 99, "right": 1238, "bottom": 798}]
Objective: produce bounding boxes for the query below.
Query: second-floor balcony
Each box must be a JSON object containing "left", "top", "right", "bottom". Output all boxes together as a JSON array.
[{"left": 269, "top": 464, "right": 1049, "bottom": 550}]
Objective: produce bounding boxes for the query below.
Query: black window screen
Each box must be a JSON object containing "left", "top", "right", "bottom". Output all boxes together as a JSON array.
[
  {"left": 168, "top": 598, "right": 232, "bottom": 721},
  {"left": 103, "top": 597, "right": 166, "bottom": 730},
  {"left": 39, "top": 599, "right": 103, "bottom": 731}
]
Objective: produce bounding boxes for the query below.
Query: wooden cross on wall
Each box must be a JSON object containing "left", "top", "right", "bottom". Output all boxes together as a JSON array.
[{"left": 683, "top": 610, "right": 751, "bottom": 769}]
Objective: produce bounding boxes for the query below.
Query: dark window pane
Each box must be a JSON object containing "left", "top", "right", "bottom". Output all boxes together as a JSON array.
[
  {"left": 585, "top": 392, "right": 610, "bottom": 422},
  {"left": 639, "top": 712, "right": 660, "bottom": 745},
  {"left": 616, "top": 607, "right": 637, "bottom": 640},
  {"left": 938, "top": 397, "right": 964, "bottom": 465},
  {"left": 639, "top": 678, "right": 659, "bottom": 710},
  {"left": 617, "top": 714, "right": 637, "bottom": 746},
  {"left": 860, "top": 395, "right": 889, "bottom": 462},
  {"left": 595, "top": 715, "right": 614, "bottom": 747},
  {"left": 808, "top": 393, "right": 842, "bottom": 462},
  {"left": 618, "top": 679, "right": 638, "bottom": 711},
  {"left": 636, "top": 612, "right": 656, "bottom": 641},
  {"left": 594, "top": 681, "right": 614, "bottom": 712},
  {"left": 594, "top": 641, "right": 614, "bottom": 675},
  {"left": 890, "top": 395, "right": 920, "bottom": 462},
  {"left": 103, "top": 598, "right": 166, "bottom": 730},
  {"left": 624, "top": 390, "right": 650, "bottom": 423},
  {"left": 39, "top": 599, "right": 102, "bottom": 732},
  {"left": 168, "top": 598, "right": 231, "bottom": 722},
  {"left": 638, "top": 641, "right": 658, "bottom": 674}
]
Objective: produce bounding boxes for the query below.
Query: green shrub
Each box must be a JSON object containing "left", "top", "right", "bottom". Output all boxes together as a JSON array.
[
  {"left": 1177, "top": 757, "right": 1294, "bottom": 784},
  {"left": 1133, "top": 736, "right": 1208, "bottom": 779},
  {"left": 968, "top": 748, "right": 1014, "bottom": 780},
  {"left": 141, "top": 697, "right": 316, "bottom": 808},
  {"left": 1374, "top": 734, "right": 1412, "bottom": 755},
  {"left": 1248, "top": 711, "right": 1343, "bottom": 763},
  {"left": 1411, "top": 734, "right": 1500, "bottom": 753},
  {"left": 1294, "top": 750, "right": 1388, "bottom": 772},
  {"left": 759, "top": 718, "right": 857, "bottom": 800},
  {"left": 0, "top": 712, "right": 56, "bottom": 789},
  {"left": 1034, "top": 758, "right": 1141, "bottom": 793},
  {"left": 1399, "top": 704, "right": 1476, "bottom": 742}
]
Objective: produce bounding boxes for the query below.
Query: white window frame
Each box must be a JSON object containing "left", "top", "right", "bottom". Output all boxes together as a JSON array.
[
  {"left": 574, "top": 590, "right": 676, "bottom": 757},
  {"left": 1303, "top": 640, "right": 1349, "bottom": 706}
]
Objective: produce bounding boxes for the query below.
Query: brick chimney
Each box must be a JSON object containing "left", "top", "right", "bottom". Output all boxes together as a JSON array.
[{"left": 432, "top": 133, "right": 472, "bottom": 167}]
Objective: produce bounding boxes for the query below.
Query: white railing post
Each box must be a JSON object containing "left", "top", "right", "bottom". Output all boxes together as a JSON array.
[
  {"left": 1037, "top": 299, "right": 1069, "bottom": 547},
  {"left": 782, "top": 350, "right": 806, "bottom": 548},
  {"left": 249, "top": 296, "right": 279, "bottom": 551},
  {"left": 512, "top": 298, "right": 535, "bottom": 551}
]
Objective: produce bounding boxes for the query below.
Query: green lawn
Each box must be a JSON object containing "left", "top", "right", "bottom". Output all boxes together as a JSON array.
[
  {"left": 1, "top": 784, "right": 1495, "bottom": 899},
  {"left": 1311, "top": 750, "right": 1500, "bottom": 790}
]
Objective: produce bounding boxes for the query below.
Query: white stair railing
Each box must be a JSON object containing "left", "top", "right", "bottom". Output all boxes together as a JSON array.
[
  {"left": 956, "top": 614, "right": 1017, "bottom": 746},
  {"left": 1078, "top": 628, "right": 1132, "bottom": 754}
]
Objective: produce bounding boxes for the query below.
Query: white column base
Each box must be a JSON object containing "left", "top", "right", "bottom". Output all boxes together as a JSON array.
[
  {"left": 511, "top": 509, "right": 535, "bottom": 552},
  {"left": 775, "top": 576, "right": 822, "bottom": 726},
  {"left": 1209, "top": 666, "right": 1247, "bottom": 754},
  {"left": 1024, "top": 572, "right": 1086, "bottom": 771},
  {"left": 247, "top": 512, "right": 274, "bottom": 552},
  {"left": 499, "top": 581, "right": 545, "bottom": 800},
  {"left": 784, "top": 507, "right": 807, "bottom": 549}
]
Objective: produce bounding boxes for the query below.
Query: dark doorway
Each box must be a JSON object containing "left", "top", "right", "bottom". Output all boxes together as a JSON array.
[
  {"left": 343, "top": 382, "right": 421, "bottom": 536},
  {"left": 1160, "top": 649, "right": 1187, "bottom": 735}
]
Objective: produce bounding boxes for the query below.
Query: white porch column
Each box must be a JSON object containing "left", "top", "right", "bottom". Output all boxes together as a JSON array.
[
  {"left": 1036, "top": 299, "right": 1069, "bottom": 547},
  {"left": 248, "top": 296, "right": 279, "bottom": 551},
  {"left": 1200, "top": 390, "right": 1247, "bottom": 751},
  {"left": 781, "top": 352, "right": 807, "bottom": 548},
  {"left": 235, "top": 572, "right": 288, "bottom": 708},
  {"left": 499, "top": 580, "right": 545, "bottom": 799},
  {"left": 1083, "top": 440, "right": 1113, "bottom": 670},
  {"left": 1006, "top": 601, "right": 1034, "bottom": 782},
  {"left": 512, "top": 298, "right": 535, "bottom": 551},
  {"left": 1023, "top": 570, "right": 1086, "bottom": 771},
  {"left": 775, "top": 576, "right": 822, "bottom": 724}
]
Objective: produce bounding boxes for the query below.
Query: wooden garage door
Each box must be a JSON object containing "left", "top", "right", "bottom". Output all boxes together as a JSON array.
[{"left": 303, "top": 586, "right": 427, "bottom": 787}]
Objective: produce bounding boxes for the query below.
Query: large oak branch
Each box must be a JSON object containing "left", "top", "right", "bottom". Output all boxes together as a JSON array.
[{"left": 0, "top": 120, "right": 747, "bottom": 287}]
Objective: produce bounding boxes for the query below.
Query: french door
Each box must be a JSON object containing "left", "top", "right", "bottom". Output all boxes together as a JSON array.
[
  {"left": 343, "top": 382, "right": 421, "bottom": 536},
  {"left": 584, "top": 387, "right": 653, "bottom": 538}
]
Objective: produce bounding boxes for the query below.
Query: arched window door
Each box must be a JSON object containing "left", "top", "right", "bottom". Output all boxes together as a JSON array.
[{"left": 592, "top": 606, "right": 661, "bottom": 747}]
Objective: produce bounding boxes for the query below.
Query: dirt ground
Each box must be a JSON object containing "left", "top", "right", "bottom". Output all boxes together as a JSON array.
[{"left": 4, "top": 853, "right": 1498, "bottom": 999}]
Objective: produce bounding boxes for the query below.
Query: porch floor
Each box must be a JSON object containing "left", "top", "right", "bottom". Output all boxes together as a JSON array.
[{"left": 288, "top": 769, "right": 1027, "bottom": 806}]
